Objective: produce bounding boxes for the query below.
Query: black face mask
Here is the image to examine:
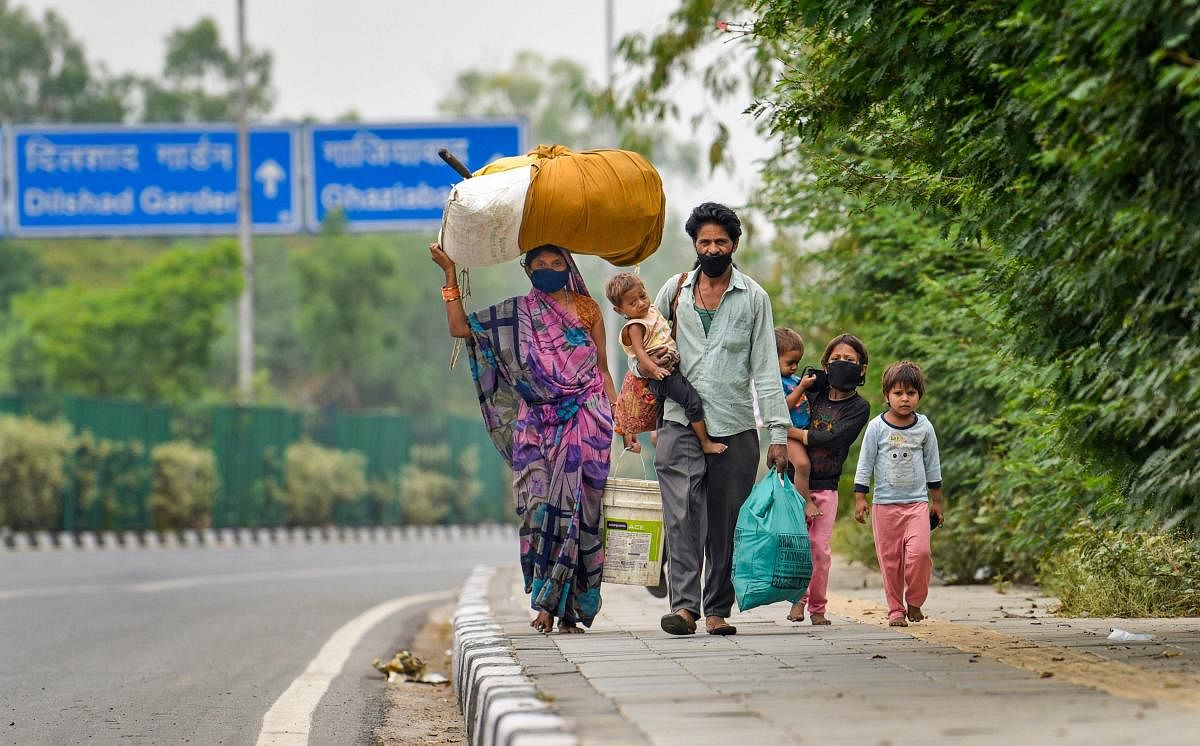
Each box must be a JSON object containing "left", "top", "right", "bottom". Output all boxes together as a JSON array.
[
  {"left": 695, "top": 253, "right": 733, "bottom": 278},
  {"left": 826, "top": 360, "right": 863, "bottom": 391}
]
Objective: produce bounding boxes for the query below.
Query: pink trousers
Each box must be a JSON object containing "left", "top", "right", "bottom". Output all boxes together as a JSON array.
[
  {"left": 799, "top": 489, "right": 838, "bottom": 615},
  {"left": 871, "top": 502, "right": 933, "bottom": 621}
]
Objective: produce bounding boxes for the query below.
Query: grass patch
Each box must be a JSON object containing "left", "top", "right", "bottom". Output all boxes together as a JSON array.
[
  {"left": 1041, "top": 523, "right": 1200, "bottom": 617},
  {"left": 831, "top": 517, "right": 878, "bottom": 569}
]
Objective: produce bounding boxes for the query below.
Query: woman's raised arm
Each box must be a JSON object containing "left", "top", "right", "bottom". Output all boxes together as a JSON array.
[{"left": 430, "top": 243, "right": 471, "bottom": 338}]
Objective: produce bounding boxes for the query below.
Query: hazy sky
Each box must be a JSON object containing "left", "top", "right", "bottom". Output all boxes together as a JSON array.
[{"left": 17, "top": 0, "right": 769, "bottom": 207}]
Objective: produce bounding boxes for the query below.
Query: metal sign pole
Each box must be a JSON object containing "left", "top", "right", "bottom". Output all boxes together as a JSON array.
[
  {"left": 235, "top": 0, "right": 255, "bottom": 404},
  {"left": 603, "top": 0, "right": 625, "bottom": 393}
]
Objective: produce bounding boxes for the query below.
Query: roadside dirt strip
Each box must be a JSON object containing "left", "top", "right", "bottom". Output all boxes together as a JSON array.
[
  {"left": 376, "top": 603, "right": 467, "bottom": 746},
  {"left": 827, "top": 593, "right": 1200, "bottom": 713}
]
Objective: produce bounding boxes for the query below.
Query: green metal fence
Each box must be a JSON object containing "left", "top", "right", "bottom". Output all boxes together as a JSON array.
[
  {"left": 210, "top": 405, "right": 302, "bottom": 528},
  {"left": 60, "top": 396, "right": 174, "bottom": 531},
  {"left": 447, "top": 415, "right": 511, "bottom": 523},
  {"left": 332, "top": 411, "right": 412, "bottom": 525},
  {"left": 0, "top": 392, "right": 517, "bottom": 529},
  {"left": 0, "top": 394, "right": 20, "bottom": 416}
]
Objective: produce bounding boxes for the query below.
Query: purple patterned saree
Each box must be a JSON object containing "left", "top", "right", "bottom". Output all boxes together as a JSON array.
[{"left": 465, "top": 255, "right": 612, "bottom": 626}]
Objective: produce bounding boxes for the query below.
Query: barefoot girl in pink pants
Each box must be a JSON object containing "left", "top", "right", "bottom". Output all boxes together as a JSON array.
[
  {"left": 853, "top": 361, "right": 945, "bottom": 626},
  {"left": 787, "top": 334, "right": 871, "bottom": 625}
]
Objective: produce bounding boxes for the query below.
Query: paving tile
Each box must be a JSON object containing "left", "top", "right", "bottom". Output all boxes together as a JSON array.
[{"left": 483, "top": 559, "right": 1200, "bottom": 745}]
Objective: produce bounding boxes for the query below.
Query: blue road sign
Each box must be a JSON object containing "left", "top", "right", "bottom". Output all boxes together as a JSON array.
[
  {"left": 305, "top": 120, "right": 524, "bottom": 232},
  {"left": 9, "top": 125, "right": 300, "bottom": 236}
]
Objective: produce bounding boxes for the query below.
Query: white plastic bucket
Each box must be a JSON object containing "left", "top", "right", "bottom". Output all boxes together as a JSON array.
[{"left": 601, "top": 477, "right": 664, "bottom": 586}]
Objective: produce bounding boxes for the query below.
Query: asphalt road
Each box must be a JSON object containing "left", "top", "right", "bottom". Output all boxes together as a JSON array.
[{"left": 0, "top": 534, "right": 513, "bottom": 745}]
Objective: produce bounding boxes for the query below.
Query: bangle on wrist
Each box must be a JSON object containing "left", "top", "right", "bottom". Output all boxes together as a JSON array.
[{"left": 441, "top": 285, "right": 462, "bottom": 302}]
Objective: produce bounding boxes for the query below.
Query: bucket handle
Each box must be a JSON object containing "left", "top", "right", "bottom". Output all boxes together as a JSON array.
[{"left": 614, "top": 444, "right": 652, "bottom": 479}]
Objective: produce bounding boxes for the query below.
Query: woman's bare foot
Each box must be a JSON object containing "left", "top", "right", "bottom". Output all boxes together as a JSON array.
[
  {"left": 906, "top": 605, "right": 924, "bottom": 622},
  {"left": 809, "top": 612, "right": 831, "bottom": 626},
  {"left": 531, "top": 610, "right": 553, "bottom": 633},
  {"left": 889, "top": 616, "right": 909, "bottom": 627},
  {"left": 558, "top": 622, "right": 585, "bottom": 634},
  {"left": 786, "top": 601, "right": 805, "bottom": 622},
  {"left": 700, "top": 440, "right": 728, "bottom": 455}
]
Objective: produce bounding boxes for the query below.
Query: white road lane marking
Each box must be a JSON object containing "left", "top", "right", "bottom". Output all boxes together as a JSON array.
[
  {"left": 0, "top": 562, "right": 438, "bottom": 601},
  {"left": 255, "top": 590, "right": 454, "bottom": 746}
]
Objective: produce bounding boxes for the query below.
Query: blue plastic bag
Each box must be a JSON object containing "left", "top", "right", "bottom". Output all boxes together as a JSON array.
[{"left": 732, "top": 469, "right": 813, "bottom": 612}]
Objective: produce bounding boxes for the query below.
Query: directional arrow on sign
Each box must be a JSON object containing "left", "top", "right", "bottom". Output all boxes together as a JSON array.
[{"left": 255, "top": 159, "right": 286, "bottom": 199}]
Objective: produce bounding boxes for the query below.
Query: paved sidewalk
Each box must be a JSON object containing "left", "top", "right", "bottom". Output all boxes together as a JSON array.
[{"left": 487, "top": 557, "right": 1200, "bottom": 745}]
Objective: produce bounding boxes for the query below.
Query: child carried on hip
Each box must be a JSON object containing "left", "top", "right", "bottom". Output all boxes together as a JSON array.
[
  {"left": 605, "top": 272, "right": 727, "bottom": 456},
  {"left": 775, "top": 327, "right": 816, "bottom": 502}
]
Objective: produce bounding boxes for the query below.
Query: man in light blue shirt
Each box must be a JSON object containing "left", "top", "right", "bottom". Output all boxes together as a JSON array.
[{"left": 639, "top": 202, "right": 791, "bottom": 637}]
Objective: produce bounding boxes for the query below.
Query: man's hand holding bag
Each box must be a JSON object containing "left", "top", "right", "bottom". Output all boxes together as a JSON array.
[{"left": 732, "top": 470, "right": 814, "bottom": 612}]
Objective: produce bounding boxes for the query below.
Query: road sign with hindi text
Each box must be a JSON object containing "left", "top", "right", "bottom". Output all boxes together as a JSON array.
[
  {"left": 9, "top": 125, "right": 300, "bottom": 236},
  {"left": 304, "top": 120, "right": 523, "bottom": 232}
]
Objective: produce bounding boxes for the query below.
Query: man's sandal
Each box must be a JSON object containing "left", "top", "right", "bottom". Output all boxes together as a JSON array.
[{"left": 660, "top": 611, "right": 697, "bottom": 636}]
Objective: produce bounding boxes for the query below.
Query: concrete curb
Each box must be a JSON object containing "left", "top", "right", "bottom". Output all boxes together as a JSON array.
[
  {"left": 453, "top": 566, "right": 576, "bottom": 746},
  {"left": 0, "top": 523, "right": 514, "bottom": 551}
]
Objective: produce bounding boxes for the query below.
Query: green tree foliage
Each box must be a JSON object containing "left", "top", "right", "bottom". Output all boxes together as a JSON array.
[
  {"left": 0, "top": 7, "right": 271, "bottom": 123},
  {"left": 775, "top": 193, "right": 1124, "bottom": 580},
  {"left": 617, "top": 2, "right": 1200, "bottom": 580},
  {"left": 746, "top": 0, "right": 1200, "bottom": 532},
  {"left": 0, "top": 242, "right": 59, "bottom": 313},
  {"left": 10, "top": 241, "right": 242, "bottom": 402},
  {"left": 438, "top": 50, "right": 698, "bottom": 175},
  {"left": 439, "top": 51, "right": 592, "bottom": 147},
  {"left": 293, "top": 222, "right": 399, "bottom": 409},
  {"left": 0, "top": 0, "right": 128, "bottom": 121},
  {"left": 137, "top": 17, "right": 273, "bottom": 122}
]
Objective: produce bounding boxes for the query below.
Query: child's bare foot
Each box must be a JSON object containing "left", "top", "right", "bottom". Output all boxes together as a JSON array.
[
  {"left": 531, "top": 610, "right": 553, "bottom": 633},
  {"left": 700, "top": 440, "right": 728, "bottom": 455},
  {"left": 889, "top": 616, "right": 909, "bottom": 627},
  {"left": 786, "top": 601, "right": 805, "bottom": 622},
  {"left": 906, "top": 605, "right": 924, "bottom": 622},
  {"left": 558, "top": 621, "right": 585, "bottom": 634},
  {"left": 809, "top": 613, "right": 831, "bottom": 626}
]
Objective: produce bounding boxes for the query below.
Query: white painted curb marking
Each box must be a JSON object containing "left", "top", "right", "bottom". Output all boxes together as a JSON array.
[{"left": 452, "top": 565, "right": 577, "bottom": 746}]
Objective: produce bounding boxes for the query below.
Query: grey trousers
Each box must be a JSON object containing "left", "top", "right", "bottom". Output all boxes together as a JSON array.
[{"left": 654, "top": 421, "right": 760, "bottom": 619}]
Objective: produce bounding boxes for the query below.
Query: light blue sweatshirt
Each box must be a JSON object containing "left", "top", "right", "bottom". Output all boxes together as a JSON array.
[{"left": 853, "top": 413, "right": 942, "bottom": 504}]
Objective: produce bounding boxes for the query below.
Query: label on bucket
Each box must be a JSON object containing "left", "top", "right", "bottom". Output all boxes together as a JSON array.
[
  {"left": 604, "top": 518, "right": 661, "bottom": 563},
  {"left": 602, "top": 517, "right": 663, "bottom": 585}
]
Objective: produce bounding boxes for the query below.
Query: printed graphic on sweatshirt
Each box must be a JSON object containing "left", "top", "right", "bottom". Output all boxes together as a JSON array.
[{"left": 883, "top": 432, "right": 918, "bottom": 490}]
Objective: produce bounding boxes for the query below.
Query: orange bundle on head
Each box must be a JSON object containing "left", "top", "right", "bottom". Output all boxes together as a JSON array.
[{"left": 440, "top": 145, "right": 665, "bottom": 268}]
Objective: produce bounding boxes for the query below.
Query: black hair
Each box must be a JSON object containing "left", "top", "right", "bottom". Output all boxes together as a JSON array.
[
  {"left": 882, "top": 360, "right": 926, "bottom": 398},
  {"left": 684, "top": 202, "right": 742, "bottom": 244},
  {"left": 520, "top": 244, "right": 566, "bottom": 267},
  {"left": 821, "top": 333, "right": 869, "bottom": 367}
]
